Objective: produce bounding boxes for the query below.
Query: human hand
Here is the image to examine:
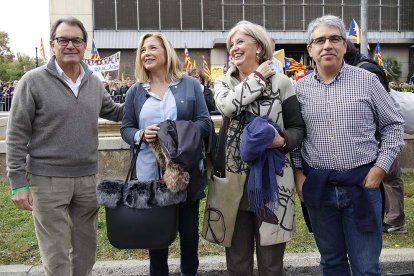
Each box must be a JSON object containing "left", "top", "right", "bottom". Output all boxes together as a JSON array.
[
  {"left": 269, "top": 128, "right": 286, "bottom": 149},
  {"left": 12, "top": 190, "right": 33, "bottom": 211},
  {"left": 142, "top": 124, "right": 160, "bottom": 143},
  {"left": 294, "top": 170, "right": 306, "bottom": 202},
  {"left": 256, "top": 60, "right": 276, "bottom": 79},
  {"left": 363, "top": 166, "right": 386, "bottom": 189}
]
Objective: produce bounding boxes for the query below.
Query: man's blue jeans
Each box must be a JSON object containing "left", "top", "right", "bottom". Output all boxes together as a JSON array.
[
  {"left": 306, "top": 184, "right": 382, "bottom": 276},
  {"left": 149, "top": 200, "right": 200, "bottom": 276}
]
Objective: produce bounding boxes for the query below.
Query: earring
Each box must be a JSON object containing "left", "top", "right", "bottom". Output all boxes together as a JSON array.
[{"left": 256, "top": 51, "right": 261, "bottom": 62}]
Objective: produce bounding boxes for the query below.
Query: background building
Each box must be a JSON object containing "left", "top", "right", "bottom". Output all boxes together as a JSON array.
[{"left": 50, "top": 0, "right": 414, "bottom": 81}]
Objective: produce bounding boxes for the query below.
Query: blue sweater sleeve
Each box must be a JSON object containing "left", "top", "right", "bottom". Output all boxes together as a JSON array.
[
  {"left": 120, "top": 86, "right": 139, "bottom": 146},
  {"left": 191, "top": 78, "right": 211, "bottom": 138}
]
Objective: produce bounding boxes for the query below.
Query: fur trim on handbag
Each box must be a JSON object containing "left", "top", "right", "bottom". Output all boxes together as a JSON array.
[
  {"left": 123, "top": 180, "right": 152, "bottom": 209},
  {"left": 96, "top": 178, "right": 187, "bottom": 209},
  {"left": 153, "top": 182, "right": 187, "bottom": 207},
  {"left": 96, "top": 179, "right": 123, "bottom": 208},
  {"left": 149, "top": 139, "right": 190, "bottom": 193}
]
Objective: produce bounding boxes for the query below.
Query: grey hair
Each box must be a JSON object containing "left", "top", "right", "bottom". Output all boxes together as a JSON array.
[
  {"left": 226, "top": 20, "right": 274, "bottom": 64},
  {"left": 306, "top": 15, "right": 347, "bottom": 44},
  {"left": 50, "top": 17, "right": 88, "bottom": 42}
]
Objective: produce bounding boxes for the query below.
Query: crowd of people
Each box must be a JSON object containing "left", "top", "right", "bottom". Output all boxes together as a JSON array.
[
  {"left": 5, "top": 14, "right": 409, "bottom": 276},
  {"left": 0, "top": 80, "right": 18, "bottom": 111}
]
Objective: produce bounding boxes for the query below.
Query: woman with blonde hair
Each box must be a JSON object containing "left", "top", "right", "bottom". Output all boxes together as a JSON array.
[
  {"left": 213, "top": 21, "right": 305, "bottom": 275},
  {"left": 121, "top": 32, "right": 211, "bottom": 276}
]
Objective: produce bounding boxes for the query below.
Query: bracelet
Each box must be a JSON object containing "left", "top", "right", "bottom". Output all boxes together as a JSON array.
[{"left": 12, "top": 186, "right": 29, "bottom": 195}]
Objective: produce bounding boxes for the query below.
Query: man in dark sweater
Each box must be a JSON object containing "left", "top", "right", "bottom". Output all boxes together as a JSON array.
[
  {"left": 344, "top": 40, "right": 407, "bottom": 234},
  {"left": 6, "top": 17, "right": 123, "bottom": 276}
]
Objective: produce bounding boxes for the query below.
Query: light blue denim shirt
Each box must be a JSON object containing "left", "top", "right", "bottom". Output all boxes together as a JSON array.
[{"left": 133, "top": 80, "right": 179, "bottom": 180}]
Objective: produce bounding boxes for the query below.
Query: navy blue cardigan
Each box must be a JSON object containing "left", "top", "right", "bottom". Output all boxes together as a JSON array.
[
  {"left": 120, "top": 76, "right": 211, "bottom": 202},
  {"left": 302, "top": 161, "right": 377, "bottom": 233}
]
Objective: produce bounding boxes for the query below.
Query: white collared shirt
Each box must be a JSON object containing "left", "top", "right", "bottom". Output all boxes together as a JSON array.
[{"left": 54, "top": 60, "right": 85, "bottom": 97}]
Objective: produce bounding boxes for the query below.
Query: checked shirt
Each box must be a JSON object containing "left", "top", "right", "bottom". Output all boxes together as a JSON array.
[{"left": 291, "top": 63, "right": 404, "bottom": 172}]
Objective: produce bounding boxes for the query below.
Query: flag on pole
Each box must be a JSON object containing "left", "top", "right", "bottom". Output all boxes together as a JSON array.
[
  {"left": 284, "top": 57, "right": 306, "bottom": 72},
  {"left": 184, "top": 44, "right": 192, "bottom": 72},
  {"left": 375, "top": 41, "right": 384, "bottom": 67},
  {"left": 383, "top": 60, "right": 389, "bottom": 76},
  {"left": 40, "top": 38, "right": 47, "bottom": 62},
  {"left": 224, "top": 51, "right": 230, "bottom": 73},
  {"left": 348, "top": 18, "right": 361, "bottom": 44},
  {"left": 202, "top": 56, "right": 211, "bottom": 79},
  {"left": 91, "top": 40, "right": 101, "bottom": 60}
]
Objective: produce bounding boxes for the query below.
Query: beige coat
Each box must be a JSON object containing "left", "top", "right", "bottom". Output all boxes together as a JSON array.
[{"left": 213, "top": 66, "right": 305, "bottom": 245}]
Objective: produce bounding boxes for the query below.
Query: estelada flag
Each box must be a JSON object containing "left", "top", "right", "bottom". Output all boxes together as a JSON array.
[
  {"left": 348, "top": 18, "right": 361, "bottom": 44},
  {"left": 91, "top": 40, "right": 101, "bottom": 60},
  {"left": 284, "top": 57, "right": 306, "bottom": 72},
  {"left": 202, "top": 56, "right": 211, "bottom": 79},
  {"left": 184, "top": 44, "right": 192, "bottom": 72}
]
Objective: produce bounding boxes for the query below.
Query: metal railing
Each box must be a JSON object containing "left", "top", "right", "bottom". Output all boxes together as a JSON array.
[{"left": 0, "top": 96, "right": 13, "bottom": 112}]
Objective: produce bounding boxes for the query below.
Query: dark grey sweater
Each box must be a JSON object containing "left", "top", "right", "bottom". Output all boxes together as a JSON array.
[{"left": 6, "top": 57, "right": 123, "bottom": 189}]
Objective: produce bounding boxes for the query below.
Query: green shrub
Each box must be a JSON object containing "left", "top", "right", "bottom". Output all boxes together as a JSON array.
[{"left": 390, "top": 83, "right": 414, "bottom": 92}]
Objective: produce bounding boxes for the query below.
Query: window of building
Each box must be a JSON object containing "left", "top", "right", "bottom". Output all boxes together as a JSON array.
[
  {"left": 204, "top": 0, "right": 223, "bottom": 30},
  {"left": 324, "top": 0, "right": 342, "bottom": 19},
  {"left": 244, "top": 0, "right": 263, "bottom": 26},
  {"left": 305, "top": 0, "right": 323, "bottom": 28},
  {"left": 93, "top": 0, "right": 414, "bottom": 32},
  {"left": 285, "top": 0, "right": 303, "bottom": 30},
  {"left": 117, "top": 0, "right": 138, "bottom": 30},
  {"left": 182, "top": 0, "right": 202, "bottom": 30},
  {"left": 381, "top": 0, "right": 398, "bottom": 31},
  {"left": 94, "top": 0, "right": 116, "bottom": 30},
  {"left": 139, "top": 0, "right": 159, "bottom": 29},
  {"left": 264, "top": 0, "right": 284, "bottom": 30},
  {"left": 224, "top": 0, "right": 243, "bottom": 30},
  {"left": 400, "top": 0, "right": 414, "bottom": 30},
  {"left": 368, "top": 0, "right": 380, "bottom": 30},
  {"left": 161, "top": 0, "right": 181, "bottom": 30}
]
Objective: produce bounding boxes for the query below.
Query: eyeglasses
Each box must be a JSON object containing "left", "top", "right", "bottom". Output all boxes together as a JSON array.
[
  {"left": 310, "top": 35, "right": 344, "bottom": 46},
  {"left": 54, "top": 37, "right": 85, "bottom": 47}
]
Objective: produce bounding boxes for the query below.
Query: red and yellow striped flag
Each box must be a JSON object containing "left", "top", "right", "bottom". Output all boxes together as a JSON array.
[
  {"left": 202, "top": 56, "right": 211, "bottom": 79},
  {"left": 184, "top": 45, "right": 192, "bottom": 72},
  {"left": 40, "top": 38, "right": 47, "bottom": 62}
]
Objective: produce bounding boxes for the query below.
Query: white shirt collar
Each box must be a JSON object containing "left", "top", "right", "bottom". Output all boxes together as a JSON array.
[
  {"left": 54, "top": 59, "right": 85, "bottom": 82},
  {"left": 54, "top": 60, "right": 85, "bottom": 97}
]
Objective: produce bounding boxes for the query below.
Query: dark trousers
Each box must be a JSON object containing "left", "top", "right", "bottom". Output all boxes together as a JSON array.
[
  {"left": 225, "top": 210, "right": 286, "bottom": 276},
  {"left": 383, "top": 159, "right": 405, "bottom": 226},
  {"left": 149, "top": 200, "right": 200, "bottom": 276}
]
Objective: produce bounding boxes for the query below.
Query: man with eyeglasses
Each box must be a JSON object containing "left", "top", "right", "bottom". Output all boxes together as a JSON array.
[
  {"left": 291, "top": 15, "right": 404, "bottom": 275},
  {"left": 6, "top": 17, "right": 123, "bottom": 276}
]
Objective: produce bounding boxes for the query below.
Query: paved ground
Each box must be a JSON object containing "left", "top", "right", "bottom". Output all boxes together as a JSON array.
[{"left": 1, "top": 248, "right": 413, "bottom": 275}]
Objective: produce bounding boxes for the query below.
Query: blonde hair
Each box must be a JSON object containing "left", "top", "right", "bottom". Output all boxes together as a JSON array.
[
  {"left": 135, "top": 32, "right": 183, "bottom": 82},
  {"left": 226, "top": 21, "right": 274, "bottom": 65}
]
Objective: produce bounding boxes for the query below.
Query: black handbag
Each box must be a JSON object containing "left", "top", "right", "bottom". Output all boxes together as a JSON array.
[{"left": 97, "top": 139, "right": 186, "bottom": 249}]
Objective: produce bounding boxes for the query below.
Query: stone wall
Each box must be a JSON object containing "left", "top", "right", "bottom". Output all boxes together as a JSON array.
[{"left": 1, "top": 136, "right": 413, "bottom": 184}]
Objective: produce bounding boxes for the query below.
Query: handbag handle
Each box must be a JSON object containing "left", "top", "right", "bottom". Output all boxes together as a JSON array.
[
  {"left": 212, "top": 116, "right": 230, "bottom": 178},
  {"left": 125, "top": 137, "right": 163, "bottom": 183},
  {"left": 125, "top": 138, "right": 144, "bottom": 183}
]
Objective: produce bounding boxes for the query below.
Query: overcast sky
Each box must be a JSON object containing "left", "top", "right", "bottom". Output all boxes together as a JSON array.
[{"left": 1, "top": 0, "right": 50, "bottom": 58}]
